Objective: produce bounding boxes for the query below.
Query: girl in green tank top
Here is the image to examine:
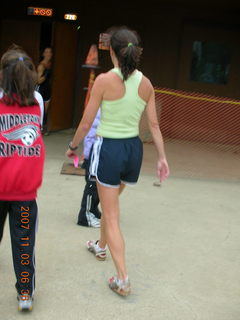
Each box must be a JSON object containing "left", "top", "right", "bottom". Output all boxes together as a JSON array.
[{"left": 66, "top": 27, "right": 169, "bottom": 297}]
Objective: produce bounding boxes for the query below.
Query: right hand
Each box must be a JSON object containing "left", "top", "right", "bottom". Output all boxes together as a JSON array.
[
  {"left": 157, "top": 158, "right": 170, "bottom": 182},
  {"left": 65, "top": 148, "right": 77, "bottom": 159}
]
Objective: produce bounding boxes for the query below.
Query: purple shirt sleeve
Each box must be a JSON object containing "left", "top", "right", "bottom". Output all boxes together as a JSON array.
[{"left": 83, "top": 109, "right": 101, "bottom": 159}]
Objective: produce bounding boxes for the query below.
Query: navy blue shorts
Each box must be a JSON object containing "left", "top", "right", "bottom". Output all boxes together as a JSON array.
[{"left": 89, "top": 136, "right": 143, "bottom": 188}]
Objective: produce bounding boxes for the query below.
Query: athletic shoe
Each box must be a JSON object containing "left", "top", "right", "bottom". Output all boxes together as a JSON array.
[
  {"left": 92, "top": 208, "right": 102, "bottom": 219},
  {"left": 86, "top": 240, "right": 106, "bottom": 261},
  {"left": 86, "top": 212, "right": 101, "bottom": 228},
  {"left": 108, "top": 276, "right": 131, "bottom": 296},
  {"left": 17, "top": 294, "right": 33, "bottom": 312}
]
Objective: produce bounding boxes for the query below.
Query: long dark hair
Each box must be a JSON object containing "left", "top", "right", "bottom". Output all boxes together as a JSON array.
[
  {"left": 0, "top": 49, "right": 37, "bottom": 106},
  {"left": 39, "top": 47, "right": 53, "bottom": 63},
  {"left": 110, "top": 27, "right": 143, "bottom": 81}
]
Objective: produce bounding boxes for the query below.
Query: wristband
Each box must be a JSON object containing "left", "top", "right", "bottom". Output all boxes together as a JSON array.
[{"left": 68, "top": 142, "right": 78, "bottom": 151}]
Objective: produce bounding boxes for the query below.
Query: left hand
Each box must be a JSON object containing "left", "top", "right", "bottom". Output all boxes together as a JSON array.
[{"left": 157, "top": 158, "right": 170, "bottom": 182}]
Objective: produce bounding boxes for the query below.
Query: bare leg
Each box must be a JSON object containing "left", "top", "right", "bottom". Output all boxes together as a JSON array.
[
  {"left": 98, "top": 213, "right": 107, "bottom": 248},
  {"left": 99, "top": 183, "right": 125, "bottom": 249},
  {"left": 44, "top": 100, "right": 50, "bottom": 113},
  {"left": 119, "top": 183, "right": 125, "bottom": 195},
  {"left": 97, "top": 182, "right": 127, "bottom": 280}
]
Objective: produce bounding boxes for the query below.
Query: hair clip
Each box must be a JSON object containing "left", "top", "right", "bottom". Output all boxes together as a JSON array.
[
  {"left": 128, "top": 42, "right": 133, "bottom": 47},
  {"left": 18, "top": 57, "right": 24, "bottom": 61}
]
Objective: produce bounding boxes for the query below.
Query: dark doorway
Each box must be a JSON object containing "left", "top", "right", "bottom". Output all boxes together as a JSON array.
[
  {"left": 47, "top": 21, "right": 78, "bottom": 131},
  {"left": 0, "top": 19, "right": 78, "bottom": 131},
  {"left": 39, "top": 22, "right": 52, "bottom": 53},
  {"left": 40, "top": 22, "right": 52, "bottom": 51}
]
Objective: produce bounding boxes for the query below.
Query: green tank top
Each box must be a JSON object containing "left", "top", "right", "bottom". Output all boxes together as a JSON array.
[{"left": 97, "top": 68, "right": 146, "bottom": 138}]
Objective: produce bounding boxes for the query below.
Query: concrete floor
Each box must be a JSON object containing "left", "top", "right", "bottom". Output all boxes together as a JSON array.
[{"left": 0, "top": 130, "right": 240, "bottom": 320}]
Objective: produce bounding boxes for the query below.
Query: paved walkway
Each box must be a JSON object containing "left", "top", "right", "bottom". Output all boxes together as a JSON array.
[{"left": 0, "top": 130, "right": 240, "bottom": 320}]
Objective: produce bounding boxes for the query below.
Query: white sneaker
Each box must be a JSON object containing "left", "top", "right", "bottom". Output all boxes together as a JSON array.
[
  {"left": 17, "top": 294, "right": 33, "bottom": 312},
  {"left": 86, "top": 212, "right": 101, "bottom": 228},
  {"left": 86, "top": 240, "right": 107, "bottom": 260},
  {"left": 109, "top": 276, "right": 131, "bottom": 296}
]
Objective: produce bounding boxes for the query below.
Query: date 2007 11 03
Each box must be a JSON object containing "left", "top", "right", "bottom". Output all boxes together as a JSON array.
[{"left": 20, "top": 206, "right": 31, "bottom": 300}]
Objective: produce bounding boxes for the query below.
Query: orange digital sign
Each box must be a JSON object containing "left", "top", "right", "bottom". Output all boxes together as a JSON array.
[{"left": 27, "top": 7, "right": 53, "bottom": 17}]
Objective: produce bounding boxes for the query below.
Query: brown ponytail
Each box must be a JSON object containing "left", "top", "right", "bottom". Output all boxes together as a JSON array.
[
  {"left": 0, "top": 49, "right": 37, "bottom": 106},
  {"left": 110, "top": 28, "right": 142, "bottom": 81}
]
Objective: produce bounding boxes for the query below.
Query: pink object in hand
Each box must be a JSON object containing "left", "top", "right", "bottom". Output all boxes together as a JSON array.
[{"left": 73, "top": 156, "right": 79, "bottom": 168}]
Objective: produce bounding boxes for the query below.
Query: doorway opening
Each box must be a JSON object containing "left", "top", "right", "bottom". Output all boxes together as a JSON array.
[
  {"left": 37, "top": 21, "right": 53, "bottom": 134},
  {"left": 39, "top": 22, "right": 52, "bottom": 57}
]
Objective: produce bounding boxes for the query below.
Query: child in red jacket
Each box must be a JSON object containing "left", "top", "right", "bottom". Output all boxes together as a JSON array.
[{"left": 0, "top": 48, "right": 45, "bottom": 311}]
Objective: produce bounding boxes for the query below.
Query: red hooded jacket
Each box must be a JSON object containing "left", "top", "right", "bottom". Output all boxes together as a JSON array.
[{"left": 0, "top": 99, "right": 45, "bottom": 201}]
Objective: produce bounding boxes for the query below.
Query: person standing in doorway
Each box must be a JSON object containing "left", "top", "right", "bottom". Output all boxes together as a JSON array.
[{"left": 36, "top": 47, "right": 53, "bottom": 135}]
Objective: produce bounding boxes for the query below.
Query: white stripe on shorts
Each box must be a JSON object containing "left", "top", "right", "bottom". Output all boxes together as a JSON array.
[
  {"left": 89, "top": 136, "right": 103, "bottom": 179},
  {"left": 89, "top": 136, "right": 122, "bottom": 188},
  {"left": 120, "top": 180, "right": 137, "bottom": 186}
]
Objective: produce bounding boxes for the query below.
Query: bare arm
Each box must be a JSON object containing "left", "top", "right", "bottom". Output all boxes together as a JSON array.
[
  {"left": 146, "top": 85, "right": 170, "bottom": 181},
  {"left": 146, "top": 86, "right": 166, "bottom": 159},
  {"left": 66, "top": 74, "right": 104, "bottom": 156},
  {"left": 37, "top": 64, "right": 46, "bottom": 84}
]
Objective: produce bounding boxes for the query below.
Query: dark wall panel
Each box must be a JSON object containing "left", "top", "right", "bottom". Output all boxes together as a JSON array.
[{"left": 0, "top": 19, "right": 40, "bottom": 66}]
